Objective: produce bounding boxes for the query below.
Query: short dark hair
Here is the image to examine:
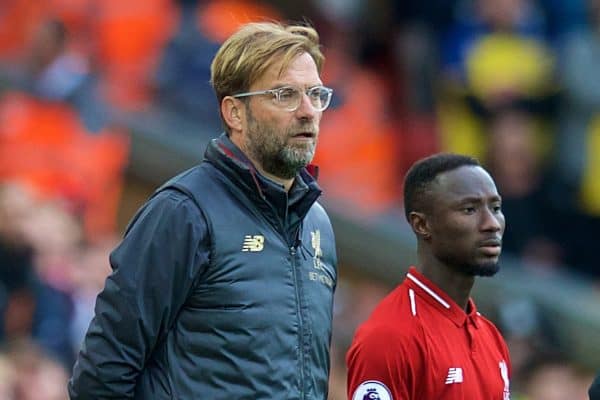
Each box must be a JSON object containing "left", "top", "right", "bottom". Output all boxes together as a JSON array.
[{"left": 403, "top": 153, "right": 480, "bottom": 220}]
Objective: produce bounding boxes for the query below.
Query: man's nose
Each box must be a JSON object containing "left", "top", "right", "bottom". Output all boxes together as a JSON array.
[
  {"left": 294, "top": 93, "right": 318, "bottom": 119},
  {"left": 481, "top": 208, "right": 503, "bottom": 232}
]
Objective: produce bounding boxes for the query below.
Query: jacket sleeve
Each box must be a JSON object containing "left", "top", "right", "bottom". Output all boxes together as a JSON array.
[{"left": 68, "top": 189, "right": 211, "bottom": 399}]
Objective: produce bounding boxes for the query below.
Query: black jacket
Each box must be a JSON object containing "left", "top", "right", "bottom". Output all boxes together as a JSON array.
[{"left": 69, "top": 135, "right": 338, "bottom": 399}]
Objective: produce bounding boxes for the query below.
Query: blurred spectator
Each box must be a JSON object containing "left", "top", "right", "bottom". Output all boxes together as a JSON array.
[
  {"left": 440, "top": 0, "right": 551, "bottom": 88},
  {"left": 153, "top": 0, "right": 222, "bottom": 129},
  {"left": 69, "top": 236, "right": 114, "bottom": 353},
  {"left": 352, "top": 0, "right": 446, "bottom": 174},
  {"left": 437, "top": 0, "right": 557, "bottom": 160},
  {"left": 0, "top": 1, "right": 47, "bottom": 63},
  {"left": 484, "top": 107, "right": 564, "bottom": 268},
  {"left": 556, "top": 0, "right": 600, "bottom": 198},
  {"left": 0, "top": 186, "right": 78, "bottom": 368},
  {"left": 0, "top": 181, "right": 118, "bottom": 372},
  {"left": 313, "top": 18, "right": 404, "bottom": 215},
  {"left": 90, "top": 0, "right": 177, "bottom": 110},
  {"left": 17, "top": 18, "right": 108, "bottom": 132},
  {"left": 0, "top": 353, "right": 16, "bottom": 400},
  {"left": 0, "top": 90, "right": 130, "bottom": 238},
  {"left": 537, "top": 0, "right": 588, "bottom": 40},
  {"left": 22, "top": 202, "right": 81, "bottom": 368},
  {"left": 153, "top": 0, "right": 282, "bottom": 130},
  {"left": 495, "top": 296, "right": 561, "bottom": 386},
  {"left": 553, "top": 0, "right": 600, "bottom": 278},
  {"left": 0, "top": 183, "right": 38, "bottom": 345},
  {"left": 513, "top": 352, "right": 594, "bottom": 400},
  {"left": 7, "top": 339, "right": 69, "bottom": 400}
]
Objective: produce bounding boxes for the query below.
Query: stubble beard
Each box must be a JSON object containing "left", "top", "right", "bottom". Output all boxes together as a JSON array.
[
  {"left": 440, "top": 251, "right": 501, "bottom": 277},
  {"left": 244, "top": 108, "right": 317, "bottom": 180},
  {"left": 462, "top": 261, "right": 500, "bottom": 277}
]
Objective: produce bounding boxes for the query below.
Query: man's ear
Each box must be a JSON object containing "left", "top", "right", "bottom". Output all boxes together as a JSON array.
[
  {"left": 408, "top": 211, "right": 431, "bottom": 241},
  {"left": 221, "top": 97, "right": 244, "bottom": 132}
]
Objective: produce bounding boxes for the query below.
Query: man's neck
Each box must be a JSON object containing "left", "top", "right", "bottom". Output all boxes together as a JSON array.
[
  {"left": 254, "top": 165, "right": 294, "bottom": 193},
  {"left": 415, "top": 254, "right": 474, "bottom": 310},
  {"left": 229, "top": 133, "right": 294, "bottom": 192}
]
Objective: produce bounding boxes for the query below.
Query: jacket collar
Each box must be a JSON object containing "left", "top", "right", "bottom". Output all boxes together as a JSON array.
[{"left": 203, "top": 134, "right": 322, "bottom": 227}]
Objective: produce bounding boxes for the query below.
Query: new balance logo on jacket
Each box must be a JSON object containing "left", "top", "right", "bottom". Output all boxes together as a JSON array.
[{"left": 242, "top": 235, "right": 264, "bottom": 252}]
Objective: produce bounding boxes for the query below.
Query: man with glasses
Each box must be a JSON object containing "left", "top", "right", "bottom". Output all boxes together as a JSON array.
[{"left": 69, "top": 22, "right": 337, "bottom": 399}]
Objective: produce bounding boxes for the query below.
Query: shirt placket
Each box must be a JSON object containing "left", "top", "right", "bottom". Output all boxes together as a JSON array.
[{"left": 466, "top": 317, "right": 479, "bottom": 357}]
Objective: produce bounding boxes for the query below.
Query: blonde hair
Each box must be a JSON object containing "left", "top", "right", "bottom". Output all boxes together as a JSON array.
[{"left": 211, "top": 22, "right": 324, "bottom": 126}]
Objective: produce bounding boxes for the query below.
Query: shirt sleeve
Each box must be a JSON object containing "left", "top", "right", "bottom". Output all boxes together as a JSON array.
[
  {"left": 68, "top": 189, "right": 211, "bottom": 399},
  {"left": 346, "top": 324, "right": 425, "bottom": 400}
]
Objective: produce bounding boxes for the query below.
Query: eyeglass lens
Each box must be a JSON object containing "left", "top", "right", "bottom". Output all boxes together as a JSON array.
[{"left": 277, "top": 87, "right": 331, "bottom": 111}]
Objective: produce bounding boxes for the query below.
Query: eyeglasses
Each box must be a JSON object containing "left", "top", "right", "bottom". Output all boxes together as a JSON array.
[{"left": 232, "top": 85, "right": 333, "bottom": 112}]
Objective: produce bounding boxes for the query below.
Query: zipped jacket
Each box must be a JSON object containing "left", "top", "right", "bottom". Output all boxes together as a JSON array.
[{"left": 69, "top": 134, "right": 338, "bottom": 399}]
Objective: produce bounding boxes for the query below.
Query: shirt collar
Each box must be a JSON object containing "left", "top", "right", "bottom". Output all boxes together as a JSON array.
[{"left": 405, "top": 266, "right": 480, "bottom": 328}]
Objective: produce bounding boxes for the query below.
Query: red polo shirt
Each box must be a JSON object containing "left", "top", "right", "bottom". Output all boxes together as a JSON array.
[{"left": 346, "top": 267, "right": 511, "bottom": 400}]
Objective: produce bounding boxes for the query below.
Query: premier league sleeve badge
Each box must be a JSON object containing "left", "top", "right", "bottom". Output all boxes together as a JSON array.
[{"left": 352, "top": 380, "right": 393, "bottom": 400}]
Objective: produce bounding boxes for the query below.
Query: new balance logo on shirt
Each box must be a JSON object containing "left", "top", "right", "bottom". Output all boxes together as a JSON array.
[{"left": 445, "top": 367, "right": 463, "bottom": 384}]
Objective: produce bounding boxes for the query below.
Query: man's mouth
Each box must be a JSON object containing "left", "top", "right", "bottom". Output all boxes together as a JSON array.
[
  {"left": 478, "top": 238, "right": 502, "bottom": 247},
  {"left": 291, "top": 132, "right": 315, "bottom": 138},
  {"left": 478, "top": 238, "right": 502, "bottom": 256}
]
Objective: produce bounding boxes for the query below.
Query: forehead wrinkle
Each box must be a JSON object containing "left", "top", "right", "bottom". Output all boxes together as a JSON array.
[{"left": 255, "top": 53, "right": 320, "bottom": 91}]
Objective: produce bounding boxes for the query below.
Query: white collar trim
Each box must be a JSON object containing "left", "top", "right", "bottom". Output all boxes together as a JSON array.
[{"left": 407, "top": 272, "right": 451, "bottom": 309}]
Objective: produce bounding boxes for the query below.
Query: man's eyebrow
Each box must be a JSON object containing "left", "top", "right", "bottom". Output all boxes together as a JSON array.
[{"left": 455, "top": 195, "right": 502, "bottom": 204}]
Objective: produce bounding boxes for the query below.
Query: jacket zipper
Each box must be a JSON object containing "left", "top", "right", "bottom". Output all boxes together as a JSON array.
[{"left": 289, "top": 244, "right": 306, "bottom": 399}]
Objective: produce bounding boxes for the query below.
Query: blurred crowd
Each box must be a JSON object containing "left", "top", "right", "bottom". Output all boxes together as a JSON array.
[{"left": 1, "top": 0, "right": 600, "bottom": 398}]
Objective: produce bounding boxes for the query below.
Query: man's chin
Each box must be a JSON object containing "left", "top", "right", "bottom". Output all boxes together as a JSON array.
[{"left": 470, "top": 262, "right": 500, "bottom": 277}]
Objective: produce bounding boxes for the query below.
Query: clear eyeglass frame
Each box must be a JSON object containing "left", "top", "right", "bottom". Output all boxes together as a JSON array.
[{"left": 232, "top": 85, "right": 333, "bottom": 112}]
